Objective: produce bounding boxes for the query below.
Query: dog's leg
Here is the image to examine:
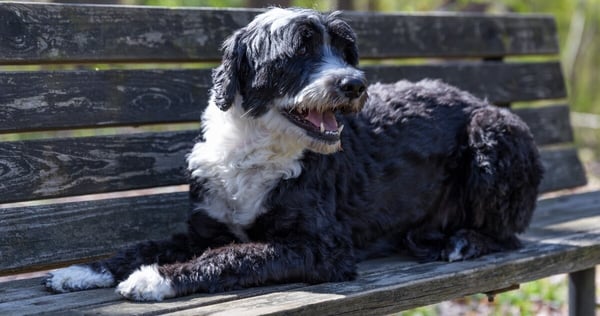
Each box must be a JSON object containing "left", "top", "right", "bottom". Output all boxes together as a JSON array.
[
  {"left": 44, "top": 212, "right": 238, "bottom": 293},
  {"left": 42, "top": 233, "right": 195, "bottom": 293},
  {"left": 404, "top": 228, "right": 446, "bottom": 262},
  {"left": 404, "top": 227, "right": 521, "bottom": 262},
  {"left": 116, "top": 239, "right": 357, "bottom": 301},
  {"left": 441, "top": 229, "right": 521, "bottom": 262}
]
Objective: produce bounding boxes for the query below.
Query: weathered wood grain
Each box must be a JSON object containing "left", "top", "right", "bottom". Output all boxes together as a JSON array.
[
  {"left": 538, "top": 147, "right": 587, "bottom": 193},
  {"left": 365, "top": 62, "right": 567, "bottom": 104},
  {"left": 535, "top": 191, "right": 600, "bottom": 224},
  {"left": 0, "top": 192, "right": 188, "bottom": 274},
  {"left": 0, "top": 288, "right": 121, "bottom": 315},
  {"left": 513, "top": 104, "right": 573, "bottom": 145},
  {"left": 0, "top": 3, "right": 558, "bottom": 64},
  {"left": 344, "top": 11, "right": 559, "bottom": 59},
  {"left": 0, "top": 62, "right": 565, "bottom": 133},
  {"left": 0, "top": 277, "right": 47, "bottom": 304},
  {"left": 0, "top": 129, "right": 583, "bottom": 205},
  {"left": 0, "top": 130, "right": 196, "bottom": 203},
  {"left": 0, "top": 191, "right": 593, "bottom": 316},
  {"left": 0, "top": 279, "right": 303, "bottom": 316},
  {"left": 0, "top": 69, "right": 210, "bottom": 132}
]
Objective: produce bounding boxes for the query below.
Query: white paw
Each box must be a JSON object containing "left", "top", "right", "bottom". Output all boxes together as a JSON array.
[
  {"left": 116, "top": 264, "right": 175, "bottom": 301},
  {"left": 44, "top": 265, "right": 114, "bottom": 293}
]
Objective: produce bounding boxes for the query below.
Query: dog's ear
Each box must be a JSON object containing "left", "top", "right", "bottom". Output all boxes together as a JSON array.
[
  {"left": 211, "top": 29, "right": 247, "bottom": 112},
  {"left": 327, "top": 12, "right": 359, "bottom": 66}
]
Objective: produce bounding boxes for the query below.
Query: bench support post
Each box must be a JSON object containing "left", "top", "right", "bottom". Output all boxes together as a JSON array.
[{"left": 568, "top": 267, "right": 596, "bottom": 316}]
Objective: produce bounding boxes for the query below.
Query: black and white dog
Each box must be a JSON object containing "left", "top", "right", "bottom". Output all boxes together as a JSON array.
[{"left": 44, "top": 8, "right": 543, "bottom": 301}]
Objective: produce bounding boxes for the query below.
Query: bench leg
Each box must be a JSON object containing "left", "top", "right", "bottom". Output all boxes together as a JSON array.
[{"left": 568, "top": 267, "right": 596, "bottom": 316}]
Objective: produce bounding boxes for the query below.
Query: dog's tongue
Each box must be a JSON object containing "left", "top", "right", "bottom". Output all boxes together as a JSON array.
[{"left": 305, "top": 110, "right": 338, "bottom": 131}]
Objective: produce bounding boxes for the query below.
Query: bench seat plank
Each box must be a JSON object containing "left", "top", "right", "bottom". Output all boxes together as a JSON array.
[
  {"left": 1, "top": 191, "right": 598, "bottom": 315},
  {"left": 0, "top": 280, "right": 303, "bottom": 316},
  {"left": 0, "top": 4, "right": 557, "bottom": 64},
  {"left": 0, "top": 277, "right": 48, "bottom": 304},
  {"left": 1, "top": 62, "right": 565, "bottom": 133}
]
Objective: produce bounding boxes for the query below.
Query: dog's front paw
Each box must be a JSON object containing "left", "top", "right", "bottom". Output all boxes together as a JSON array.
[
  {"left": 116, "top": 264, "right": 175, "bottom": 301},
  {"left": 442, "top": 230, "right": 488, "bottom": 262},
  {"left": 43, "top": 265, "right": 115, "bottom": 293},
  {"left": 443, "top": 236, "right": 475, "bottom": 262}
]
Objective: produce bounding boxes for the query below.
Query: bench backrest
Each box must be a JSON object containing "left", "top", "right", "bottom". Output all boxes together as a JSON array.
[{"left": 0, "top": 3, "right": 586, "bottom": 275}]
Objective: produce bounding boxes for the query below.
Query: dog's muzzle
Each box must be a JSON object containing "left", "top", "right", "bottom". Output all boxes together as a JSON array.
[{"left": 281, "top": 74, "right": 367, "bottom": 144}]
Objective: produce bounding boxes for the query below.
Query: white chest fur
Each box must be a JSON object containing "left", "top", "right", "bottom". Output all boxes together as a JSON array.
[{"left": 187, "top": 103, "right": 304, "bottom": 229}]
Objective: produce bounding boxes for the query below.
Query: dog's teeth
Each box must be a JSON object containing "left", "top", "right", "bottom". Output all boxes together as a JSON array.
[
  {"left": 320, "top": 122, "right": 325, "bottom": 133},
  {"left": 339, "top": 124, "right": 344, "bottom": 133}
]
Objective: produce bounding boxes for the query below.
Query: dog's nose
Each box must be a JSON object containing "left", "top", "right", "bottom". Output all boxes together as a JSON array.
[{"left": 339, "top": 77, "right": 366, "bottom": 99}]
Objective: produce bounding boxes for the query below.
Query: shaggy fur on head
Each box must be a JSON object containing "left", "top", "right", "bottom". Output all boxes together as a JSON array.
[{"left": 44, "top": 8, "right": 543, "bottom": 301}]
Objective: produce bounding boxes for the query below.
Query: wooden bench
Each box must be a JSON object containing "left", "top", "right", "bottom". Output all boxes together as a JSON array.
[{"left": 0, "top": 2, "right": 598, "bottom": 315}]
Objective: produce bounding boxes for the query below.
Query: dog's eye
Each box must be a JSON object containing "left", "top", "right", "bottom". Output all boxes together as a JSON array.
[
  {"left": 297, "top": 46, "right": 307, "bottom": 56},
  {"left": 343, "top": 45, "right": 358, "bottom": 66}
]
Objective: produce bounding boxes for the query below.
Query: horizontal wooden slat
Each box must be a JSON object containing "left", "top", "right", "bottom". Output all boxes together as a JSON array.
[
  {"left": 0, "top": 3, "right": 558, "bottom": 64},
  {"left": 0, "top": 130, "right": 196, "bottom": 203},
  {"left": 346, "top": 11, "right": 559, "bottom": 59},
  {"left": 0, "top": 4, "right": 258, "bottom": 64},
  {"left": 0, "top": 147, "right": 585, "bottom": 272},
  {"left": 0, "top": 69, "right": 210, "bottom": 132},
  {"left": 513, "top": 104, "right": 574, "bottom": 145},
  {"left": 0, "top": 130, "right": 582, "bottom": 204},
  {"left": 0, "top": 62, "right": 565, "bottom": 133},
  {"left": 0, "top": 192, "right": 188, "bottom": 275},
  {"left": 539, "top": 147, "right": 587, "bottom": 192},
  {"left": 1, "top": 191, "right": 599, "bottom": 315},
  {"left": 365, "top": 61, "right": 567, "bottom": 104}
]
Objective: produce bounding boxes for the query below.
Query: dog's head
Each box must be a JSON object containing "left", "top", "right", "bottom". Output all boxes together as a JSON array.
[{"left": 210, "top": 8, "right": 367, "bottom": 154}]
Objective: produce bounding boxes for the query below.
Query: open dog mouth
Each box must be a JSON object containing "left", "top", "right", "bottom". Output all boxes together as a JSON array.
[{"left": 281, "top": 108, "right": 345, "bottom": 143}]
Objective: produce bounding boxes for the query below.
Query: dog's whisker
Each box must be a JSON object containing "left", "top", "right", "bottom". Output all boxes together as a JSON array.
[{"left": 240, "top": 108, "right": 254, "bottom": 119}]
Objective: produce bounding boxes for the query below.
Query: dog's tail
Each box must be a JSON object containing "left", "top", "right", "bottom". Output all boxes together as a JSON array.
[{"left": 463, "top": 106, "right": 544, "bottom": 240}]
